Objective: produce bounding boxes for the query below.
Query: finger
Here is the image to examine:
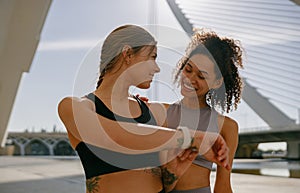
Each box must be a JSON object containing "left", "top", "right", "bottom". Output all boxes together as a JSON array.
[
  {"left": 221, "top": 158, "right": 230, "bottom": 171},
  {"left": 191, "top": 146, "right": 199, "bottom": 153},
  {"left": 219, "top": 154, "right": 230, "bottom": 170},
  {"left": 178, "top": 149, "right": 185, "bottom": 157},
  {"left": 216, "top": 138, "right": 227, "bottom": 156},
  {"left": 214, "top": 157, "right": 229, "bottom": 170},
  {"left": 179, "top": 149, "right": 192, "bottom": 160},
  {"left": 141, "top": 97, "right": 149, "bottom": 102},
  {"left": 225, "top": 163, "right": 231, "bottom": 171},
  {"left": 188, "top": 152, "right": 198, "bottom": 161},
  {"left": 217, "top": 154, "right": 229, "bottom": 167},
  {"left": 212, "top": 158, "right": 224, "bottom": 168},
  {"left": 217, "top": 146, "right": 226, "bottom": 156},
  {"left": 215, "top": 148, "right": 229, "bottom": 165},
  {"left": 217, "top": 149, "right": 228, "bottom": 161}
]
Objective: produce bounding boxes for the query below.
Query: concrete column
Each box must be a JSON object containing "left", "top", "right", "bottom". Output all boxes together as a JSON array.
[
  {"left": 48, "top": 145, "right": 54, "bottom": 156},
  {"left": 20, "top": 144, "right": 25, "bottom": 156},
  {"left": 286, "top": 141, "right": 300, "bottom": 159}
]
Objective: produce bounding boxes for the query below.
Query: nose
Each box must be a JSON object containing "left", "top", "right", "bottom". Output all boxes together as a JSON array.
[
  {"left": 154, "top": 62, "right": 160, "bottom": 73},
  {"left": 187, "top": 72, "right": 197, "bottom": 83}
]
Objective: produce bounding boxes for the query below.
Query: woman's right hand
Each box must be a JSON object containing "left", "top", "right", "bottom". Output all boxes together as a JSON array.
[{"left": 192, "top": 131, "right": 231, "bottom": 170}]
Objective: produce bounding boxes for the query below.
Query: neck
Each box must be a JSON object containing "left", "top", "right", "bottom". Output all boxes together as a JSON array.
[
  {"left": 181, "top": 96, "right": 208, "bottom": 109},
  {"left": 95, "top": 73, "right": 131, "bottom": 101}
]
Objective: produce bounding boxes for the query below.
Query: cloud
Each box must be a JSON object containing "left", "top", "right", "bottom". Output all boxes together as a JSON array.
[{"left": 37, "top": 39, "right": 100, "bottom": 51}]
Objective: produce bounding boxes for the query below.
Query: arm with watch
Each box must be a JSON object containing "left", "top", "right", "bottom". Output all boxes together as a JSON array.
[
  {"left": 160, "top": 126, "right": 230, "bottom": 192},
  {"left": 59, "top": 97, "right": 229, "bottom": 166}
]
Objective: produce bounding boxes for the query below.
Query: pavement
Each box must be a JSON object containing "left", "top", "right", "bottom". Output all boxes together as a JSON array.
[{"left": 0, "top": 156, "right": 299, "bottom": 193}]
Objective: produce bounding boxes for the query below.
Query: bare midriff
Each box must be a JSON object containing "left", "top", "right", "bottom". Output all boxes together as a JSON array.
[
  {"left": 174, "top": 164, "right": 211, "bottom": 190},
  {"left": 85, "top": 168, "right": 163, "bottom": 193}
]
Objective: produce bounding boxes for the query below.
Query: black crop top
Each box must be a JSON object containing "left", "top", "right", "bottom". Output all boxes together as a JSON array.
[{"left": 75, "top": 93, "right": 160, "bottom": 179}]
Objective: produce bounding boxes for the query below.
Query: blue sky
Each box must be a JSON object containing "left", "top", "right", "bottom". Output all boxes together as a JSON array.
[
  {"left": 7, "top": 0, "right": 270, "bottom": 134},
  {"left": 6, "top": 0, "right": 289, "bottom": 151},
  {"left": 7, "top": 0, "right": 183, "bottom": 133}
]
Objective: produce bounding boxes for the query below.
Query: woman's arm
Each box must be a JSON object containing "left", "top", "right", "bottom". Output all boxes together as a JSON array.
[
  {"left": 161, "top": 130, "right": 231, "bottom": 192},
  {"left": 214, "top": 116, "right": 239, "bottom": 193},
  {"left": 58, "top": 97, "right": 186, "bottom": 152},
  {"left": 58, "top": 97, "right": 229, "bottom": 167},
  {"left": 161, "top": 147, "right": 199, "bottom": 192}
]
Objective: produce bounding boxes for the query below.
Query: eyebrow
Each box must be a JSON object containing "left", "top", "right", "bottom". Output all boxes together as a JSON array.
[{"left": 187, "top": 62, "right": 209, "bottom": 75}]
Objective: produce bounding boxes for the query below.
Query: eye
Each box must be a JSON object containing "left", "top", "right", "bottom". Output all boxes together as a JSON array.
[
  {"left": 151, "top": 53, "right": 157, "bottom": 60},
  {"left": 198, "top": 75, "right": 205, "bottom": 79},
  {"left": 184, "top": 66, "right": 192, "bottom": 73}
]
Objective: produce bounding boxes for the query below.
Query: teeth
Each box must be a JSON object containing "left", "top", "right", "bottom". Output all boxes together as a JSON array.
[{"left": 183, "top": 82, "right": 195, "bottom": 90}]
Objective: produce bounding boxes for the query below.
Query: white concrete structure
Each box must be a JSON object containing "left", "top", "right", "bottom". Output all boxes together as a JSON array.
[
  {"left": 0, "top": 0, "right": 52, "bottom": 146},
  {"left": 167, "top": 0, "right": 300, "bottom": 158}
]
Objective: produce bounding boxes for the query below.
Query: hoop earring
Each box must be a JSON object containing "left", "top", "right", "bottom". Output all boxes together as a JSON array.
[{"left": 206, "top": 89, "right": 214, "bottom": 105}]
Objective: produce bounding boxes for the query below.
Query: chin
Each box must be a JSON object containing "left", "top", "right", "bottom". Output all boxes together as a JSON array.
[
  {"left": 181, "top": 90, "right": 197, "bottom": 98},
  {"left": 137, "top": 82, "right": 151, "bottom": 89}
]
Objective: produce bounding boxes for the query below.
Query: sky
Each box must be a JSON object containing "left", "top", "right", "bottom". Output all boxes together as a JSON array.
[
  {"left": 6, "top": 0, "right": 285, "bottom": 150},
  {"left": 6, "top": 0, "right": 186, "bottom": 133}
]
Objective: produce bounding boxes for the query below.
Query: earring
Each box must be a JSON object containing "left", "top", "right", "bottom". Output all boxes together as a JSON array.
[
  {"left": 209, "top": 89, "right": 215, "bottom": 95},
  {"left": 206, "top": 89, "right": 214, "bottom": 99}
]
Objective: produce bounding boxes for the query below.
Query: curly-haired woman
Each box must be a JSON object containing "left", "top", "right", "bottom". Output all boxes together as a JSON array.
[{"left": 164, "top": 29, "right": 244, "bottom": 193}]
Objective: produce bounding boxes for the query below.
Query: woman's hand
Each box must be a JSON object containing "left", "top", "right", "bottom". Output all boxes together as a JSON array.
[
  {"left": 161, "top": 148, "right": 198, "bottom": 192},
  {"left": 193, "top": 132, "right": 231, "bottom": 170},
  {"left": 135, "top": 94, "right": 149, "bottom": 102}
]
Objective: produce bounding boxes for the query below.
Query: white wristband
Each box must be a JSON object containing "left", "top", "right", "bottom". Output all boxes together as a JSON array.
[{"left": 178, "top": 126, "right": 191, "bottom": 149}]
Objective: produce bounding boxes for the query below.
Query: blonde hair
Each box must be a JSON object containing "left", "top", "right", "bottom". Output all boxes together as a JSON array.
[{"left": 96, "top": 25, "right": 156, "bottom": 88}]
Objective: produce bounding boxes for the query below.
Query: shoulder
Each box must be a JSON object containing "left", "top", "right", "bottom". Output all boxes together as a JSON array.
[
  {"left": 217, "top": 115, "right": 238, "bottom": 137},
  {"left": 58, "top": 96, "right": 95, "bottom": 120},
  {"left": 147, "top": 102, "right": 170, "bottom": 126},
  {"left": 223, "top": 116, "right": 238, "bottom": 130},
  {"left": 58, "top": 97, "right": 76, "bottom": 117}
]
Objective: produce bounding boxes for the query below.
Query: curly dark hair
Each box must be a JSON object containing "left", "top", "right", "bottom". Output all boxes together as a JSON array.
[{"left": 174, "top": 29, "right": 244, "bottom": 113}]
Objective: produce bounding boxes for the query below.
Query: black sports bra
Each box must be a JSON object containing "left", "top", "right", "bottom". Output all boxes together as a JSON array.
[
  {"left": 86, "top": 93, "right": 157, "bottom": 124},
  {"left": 75, "top": 93, "right": 160, "bottom": 179}
]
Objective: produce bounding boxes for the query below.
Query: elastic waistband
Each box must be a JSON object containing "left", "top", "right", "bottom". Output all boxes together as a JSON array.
[{"left": 169, "top": 186, "right": 211, "bottom": 193}]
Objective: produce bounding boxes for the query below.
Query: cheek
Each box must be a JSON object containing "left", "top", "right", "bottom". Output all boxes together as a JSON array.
[
  {"left": 195, "top": 80, "right": 210, "bottom": 92},
  {"left": 202, "top": 80, "right": 210, "bottom": 88},
  {"left": 131, "top": 61, "right": 150, "bottom": 75},
  {"left": 182, "top": 70, "right": 188, "bottom": 77},
  {"left": 180, "top": 72, "right": 190, "bottom": 83},
  {"left": 137, "top": 60, "right": 151, "bottom": 73}
]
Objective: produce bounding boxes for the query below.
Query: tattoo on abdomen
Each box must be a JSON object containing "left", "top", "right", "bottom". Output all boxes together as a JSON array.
[
  {"left": 161, "top": 167, "right": 178, "bottom": 186},
  {"left": 144, "top": 167, "right": 162, "bottom": 177},
  {"left": 86, "top": 176, "right": 100, "bottom": 193}
]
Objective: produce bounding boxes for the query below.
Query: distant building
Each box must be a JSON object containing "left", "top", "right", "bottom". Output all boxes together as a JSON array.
[{"left": 5, "top": 132, "right": 76, "bottom": 156}]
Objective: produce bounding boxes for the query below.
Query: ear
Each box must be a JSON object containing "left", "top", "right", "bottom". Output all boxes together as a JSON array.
[
  {"left": 122, "top": 45, "right": 132, "bottom": 58},
  {"left": 122, "top": 45, "right": 133, "bottom": 65},
  {"left": 212, "top": 77, "right": 223, "bottom": 89}
]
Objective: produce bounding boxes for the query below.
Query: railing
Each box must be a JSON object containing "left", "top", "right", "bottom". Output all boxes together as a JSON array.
[
  {"left": 240, "top": 124, "right": 300, "bottom": 133},
  {"left": 239, "top": 126, "right": 271, "bottom": 133}
]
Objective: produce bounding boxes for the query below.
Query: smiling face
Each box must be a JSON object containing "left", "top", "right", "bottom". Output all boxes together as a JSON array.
[
  {"left": 127, "top": 46, "right": 160, "bottom": 89},
  {"left": 180, "top": 54, "right": 222, "bottom": 100}
]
